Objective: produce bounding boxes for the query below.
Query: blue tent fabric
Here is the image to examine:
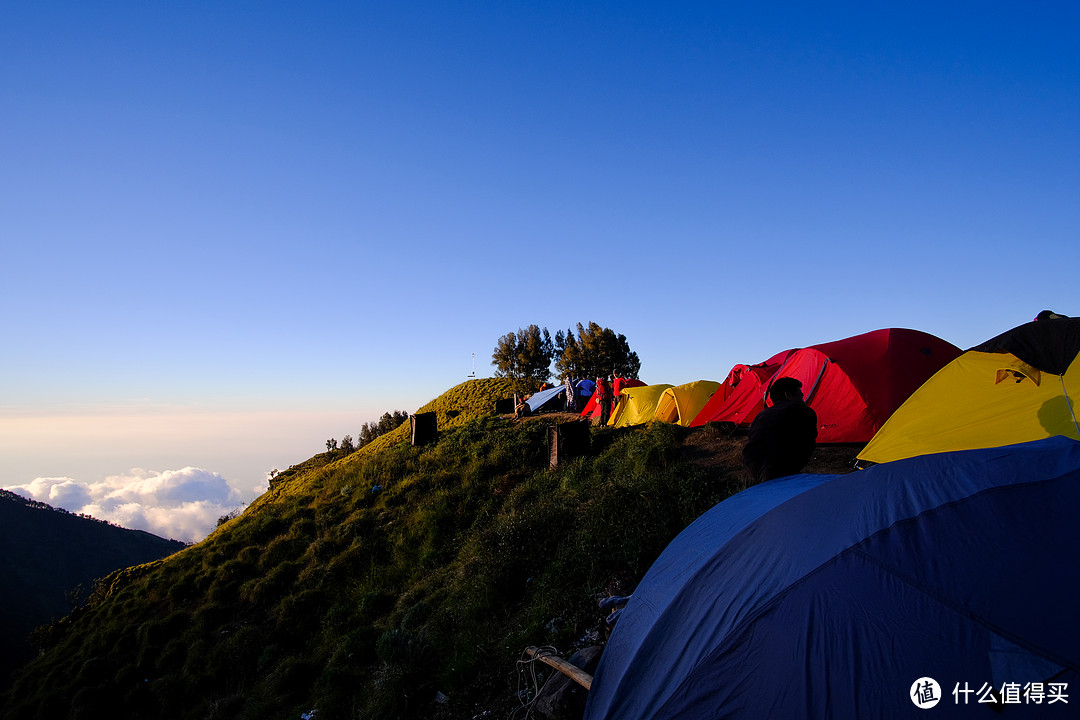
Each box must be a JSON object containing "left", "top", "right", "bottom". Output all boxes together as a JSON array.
[
  {"left": 584, "top": 436, "right": 1080, "bottom": 720},
  {"left": 525, "top": 385, "right": 566, "bottom": 412},
  {"left": 577, "top": 379, "right": 596, "bottom": 397}
]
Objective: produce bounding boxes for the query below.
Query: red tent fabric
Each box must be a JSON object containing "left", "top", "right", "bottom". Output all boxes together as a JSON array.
[
  {"left": 580, "top": 392, "right": 601, "bottom": 419},
  {"left": 690, "top": 329, "right": 961, "bottom": 442},
  {"left": 689, "top": 350, "right": 797, "bottom": 427},
  {"left": 581, "top": 378, "right": 647, "bottom": 420},
  {"left": 769, "top": 328, "right": 961, "bottom": 442},
  {"left": 613, "top": 377, "right": 647, "bottom": 395}
]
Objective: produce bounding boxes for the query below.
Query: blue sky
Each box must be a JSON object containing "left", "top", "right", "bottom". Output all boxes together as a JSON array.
[{"left": 2, "top": 2, "right": 1077, "bottom": 540}]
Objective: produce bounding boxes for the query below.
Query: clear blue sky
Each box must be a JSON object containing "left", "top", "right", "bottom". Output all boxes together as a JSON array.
[{"left": 2, "top": 2, "right": 1077, "bottom": 540}]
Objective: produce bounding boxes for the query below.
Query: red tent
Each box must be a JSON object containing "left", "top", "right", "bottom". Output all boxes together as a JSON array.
[
  {"left": 691, "top": 329, "right": 961, "bottom": 442},
  {"left": 580, "top": 392, "right": 601, "bottom": 419},
  {"left": 581, "top": 378, "right": 646, "bottom": 421},
  {"left": 769, "top": 328, "right": 961, "bottom": 442},
  {"left": 613, "top": 377, "right": 646, "bottom": 396},
  {"left": 689, "top": 350, "right": 797, "bottom": 428}
]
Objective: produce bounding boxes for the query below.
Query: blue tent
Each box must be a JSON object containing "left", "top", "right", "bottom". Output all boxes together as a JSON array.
[
  {"left": 526, "top": 385, "right": 566, "bottom": 412},
  {"left": 576, "top": 379, "right": 596, "bottom": 397},
  {"left": 585, "top": 436, "right": 1080, "bottom": 720}
]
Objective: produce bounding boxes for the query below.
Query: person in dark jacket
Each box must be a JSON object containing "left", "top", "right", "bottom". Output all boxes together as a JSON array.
[{"left": 742, "top": 377, "right": 818, "bottom": 485}]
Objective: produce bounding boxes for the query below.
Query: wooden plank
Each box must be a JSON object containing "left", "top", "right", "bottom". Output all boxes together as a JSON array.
[{"left": 525, "top": 646, "right": 593, "bottom": 690}]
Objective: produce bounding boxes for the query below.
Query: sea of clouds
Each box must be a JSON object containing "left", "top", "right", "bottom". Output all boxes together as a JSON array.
[{"left": 4, "top": 467, "right": 262, "bottom": 543}]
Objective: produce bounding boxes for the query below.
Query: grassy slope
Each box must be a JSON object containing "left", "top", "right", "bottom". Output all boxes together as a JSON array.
[
  {"left": 0, "top": 493, "right": 187, "bottom": 685},
  {"left": 1, "top": 378, "right": 859, "bottom": 720}
]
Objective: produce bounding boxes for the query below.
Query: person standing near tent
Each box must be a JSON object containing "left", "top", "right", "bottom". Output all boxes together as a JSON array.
[
  {"left": 564, "top": 375, "right": 578, "bottom": 412},
  {"left": 595, "top": 377, "right": 612, "bottom": 426},
  {"left": 742, "top": 377, "right": 818, "bottom": 485}
]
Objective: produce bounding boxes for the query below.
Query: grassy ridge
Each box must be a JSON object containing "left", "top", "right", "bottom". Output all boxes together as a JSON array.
[
  {"left": 0, "top": 492, "right": 187, "bottom": 686},
  {"left": 0, "top": 379, "right": 781, "bottom": 720}
]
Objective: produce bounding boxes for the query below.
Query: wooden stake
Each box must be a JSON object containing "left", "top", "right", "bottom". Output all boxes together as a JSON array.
[{"left": 524, "top": 646, "right": 593, "bottom": 690}]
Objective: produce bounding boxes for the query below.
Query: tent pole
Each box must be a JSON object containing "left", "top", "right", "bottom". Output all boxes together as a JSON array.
[{"left": 1062, "top": 375, "right": 1080, "bottom": 438}]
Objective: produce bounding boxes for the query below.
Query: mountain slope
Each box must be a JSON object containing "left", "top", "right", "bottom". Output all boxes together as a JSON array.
[
  {"left": 0, "top": 490, "right": 187, "bottom": 683},
  {"left": 1, "top": 378, "right": 859, "bottom": 719}
]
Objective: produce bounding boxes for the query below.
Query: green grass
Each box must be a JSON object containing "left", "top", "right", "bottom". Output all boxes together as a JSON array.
[{"left": 2, "top": 379, "right": 758, "bottom": 720}]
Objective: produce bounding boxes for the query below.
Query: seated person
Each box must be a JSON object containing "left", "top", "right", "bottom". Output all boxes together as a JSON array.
[{"left": 742, "top": 377, "right": 818, "bottom": 485}]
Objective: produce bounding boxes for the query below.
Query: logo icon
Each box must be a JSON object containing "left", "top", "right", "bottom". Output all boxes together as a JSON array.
[{"left": 911, "top": 677, "right": 942, "bottom": 709}]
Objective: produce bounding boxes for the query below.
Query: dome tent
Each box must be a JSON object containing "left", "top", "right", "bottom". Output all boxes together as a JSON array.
[
  {"left": 858, "top": 317, "right": 1080, "bottom": 464},
  {"left": 760, "top": 328, "right": 959, "bottom": 443},
  {"left": 689, "top": 349, "right": 798, "bottom": 427},
  {"left": 606, "top": 384, "right": 674, "bottom": 428},
  {"left": 584, "top": 436, "right": 1080, "bottom": 720},
  {"left": 690, "top": 329, "right": 958, "bottom": 441},
  {"left": 652, "top": 380, "right": 721, "bottom": 426}
]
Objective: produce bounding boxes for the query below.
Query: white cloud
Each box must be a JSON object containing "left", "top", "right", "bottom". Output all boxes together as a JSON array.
[
  {"left": 3, "top": 467, "right": 246, "bottom": 543},
  {"left": 91, "top": 467, "right": 242, "bottom": 507},
  {"left": 9, "top": 477, "right": 94, "bottom": 509}
]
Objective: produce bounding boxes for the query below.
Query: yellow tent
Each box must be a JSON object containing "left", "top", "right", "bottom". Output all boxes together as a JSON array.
[
  {"left": 653, "top": 380, "right": 722, "bottom": 426},
  {"left": 607, "top": 384, "right": 674, "bottom": 428},
  {"left": 858, "top": 350, "right": 1080, "bottom": 465}
]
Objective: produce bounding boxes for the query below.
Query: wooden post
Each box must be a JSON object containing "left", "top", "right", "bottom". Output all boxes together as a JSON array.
[
  {"left": 524, "top": 646, "right": 593, "bottom": 690},
  {"left": 548, "top": 420, "right": 591, "bottom": 469},
  {"left": 410, "top": 412, "right": 437, "bottom": 446}
]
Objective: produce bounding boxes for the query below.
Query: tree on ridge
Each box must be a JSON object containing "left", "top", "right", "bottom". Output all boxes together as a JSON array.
[
  {"left": 491, "top": 325, "right": 555, "bottom": 397},
  {"left": 555, "top": 321, "right": 640, "bottom": 381}
]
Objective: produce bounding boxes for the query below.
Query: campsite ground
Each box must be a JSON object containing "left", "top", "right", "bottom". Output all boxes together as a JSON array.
[{"left": 513, "top": 411, "right": 863, "bottom": 482}]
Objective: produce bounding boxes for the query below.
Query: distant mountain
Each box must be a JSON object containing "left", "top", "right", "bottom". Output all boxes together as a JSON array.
[{"left": 0, "top": 489, "right": 187, "bottom": 682}]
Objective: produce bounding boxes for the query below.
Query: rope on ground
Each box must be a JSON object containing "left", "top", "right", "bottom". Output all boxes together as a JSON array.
[{"left": 511, "top": 645, "right": 559, "bottom": 719}]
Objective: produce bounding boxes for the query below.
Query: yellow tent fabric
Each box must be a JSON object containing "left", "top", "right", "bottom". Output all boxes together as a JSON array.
[
  {"left": 857, "top": 351, "right": 1080, "bottom": 465},
  {"left": 607, "top": 384, "right": 674, "bottom": 428},
  {"left": 653, "top": 381, "right": 722, "bottom": 426}
]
